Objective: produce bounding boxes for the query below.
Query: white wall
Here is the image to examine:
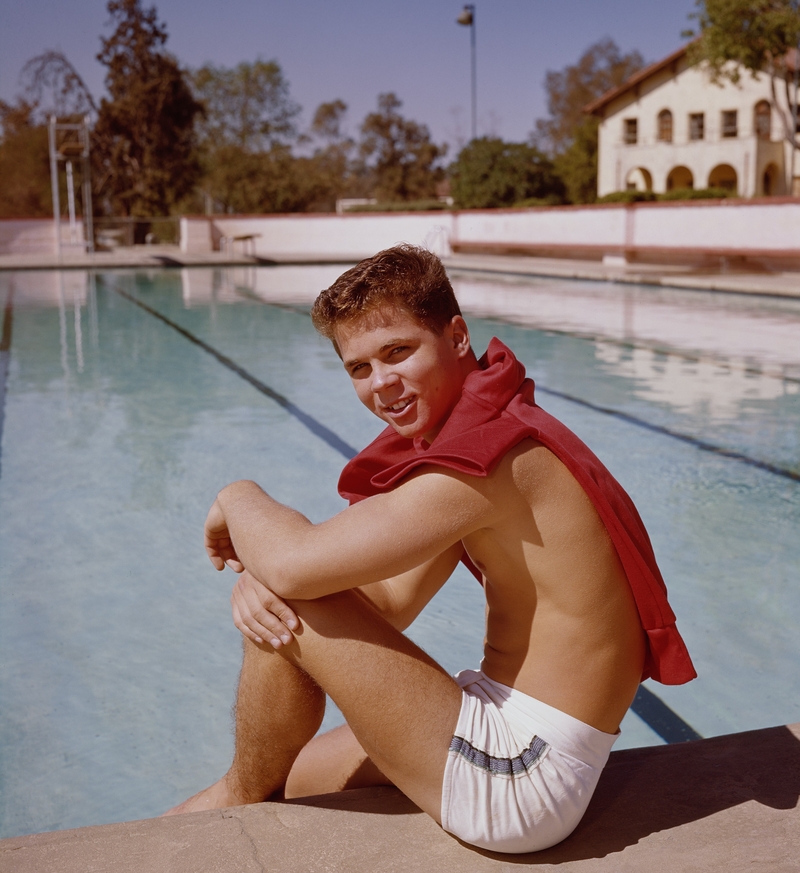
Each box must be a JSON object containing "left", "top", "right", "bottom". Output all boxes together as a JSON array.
[
  {"left": 0, "top": 219, "right": 84, "bottom": 254},
  {"left": 451, "top": 207, "right": 626, "bottom": 248},
  {"left": 188, "top": 212, "right": 454, "bottom": 260},
  {"left": 180, "top": 201, "right": 800, "bottom": 261},
  {"left": 629, "top": 200, "right": 800, "bottom": 251}
]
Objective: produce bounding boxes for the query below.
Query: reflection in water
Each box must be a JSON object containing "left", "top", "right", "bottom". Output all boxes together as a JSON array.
[
  {"left": 73, "top": 276, "right": 84, "bottom": 374},
  {"left": 451, "top": 274, "right": 800, "bottom": 377},
  {"left": 594, "top": 342, "right": 793, "bottom": 420},
  {"left": 57, "top": 272, "right": 69, "bottom": 380},
  {"left": 53, "top": 272, "right": 90, "bottom": 378},
  {"left": 452, "top": 273, "right": 800, "bottom": 430}
]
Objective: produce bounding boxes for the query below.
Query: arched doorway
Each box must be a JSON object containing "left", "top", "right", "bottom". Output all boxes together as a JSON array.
[
  {"left": 708, "top": 164, "right": 738, "bottom": 193},
  {"left": 754, "top": 101, "right": 771, "bottom": 140},
  {"left": 762, "top": 163, "right": 780, "bottom": 196},
  {"left": 625, "top": 167, "right": 653, "bottom": 192},
  {"left": 667, "top": 166, "right": 693, "bottom": 191}
]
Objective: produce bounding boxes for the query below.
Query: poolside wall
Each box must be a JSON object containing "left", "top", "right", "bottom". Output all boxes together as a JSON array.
[
  {"left": 0, "top": 218, "right": 84, "bottom": 254},
  {"left": 3, "top": 200, "right": 798, "bottom": 267},
  {"left": 179, "top": 197, "right": 800, "bottom": 269}
]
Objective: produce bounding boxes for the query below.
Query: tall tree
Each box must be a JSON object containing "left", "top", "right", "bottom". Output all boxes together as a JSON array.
[
  {"left": 191, "top": 60, "right": 300, "bottom": 151},
  {"left": 0, "top": 100, "right": 52, "bottom": 217},
  {"left": 553, "top": 117, "right": 600, "bottom": 206},
  {"left": 189, "top": 59, "right": 315, "bottom": 213},
  {"left": 534, "top": 38, "right": 645, "bottom": 155},
  {"left": 93, "top": 0, "right": 203, "bottom": 216},
  {"left": 533, "top": 39, "right": 645, "bottom": 202},
  {"left": 685, "top": 0, "right": 800, "bottom": 148},
  {"left": 311, "top": 99, "right": 349, "bottom": 145},
  {"left": 304, "top": 100, "right": 358, "bottom": 210},
  {"left": 359, "top": 93, "right": 447, "bottom": 202},
  {"left": 449, "top": 137, "right": 565, "bottom": 209},
  {"left": 200, "top": 144, "right": 329, "bottom": 214}
]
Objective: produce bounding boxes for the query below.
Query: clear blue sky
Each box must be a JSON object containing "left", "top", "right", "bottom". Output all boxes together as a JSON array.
[{"left": 0, "top": 0, "right": 698, "bottom": 151}]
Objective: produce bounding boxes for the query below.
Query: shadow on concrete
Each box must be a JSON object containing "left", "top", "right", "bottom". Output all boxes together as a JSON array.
[
  {"left": 469, "top": 724, "right": 800, "bottom": 864},
  {"left": 284, "top": 784, "right": 424, "bottom": 816}
]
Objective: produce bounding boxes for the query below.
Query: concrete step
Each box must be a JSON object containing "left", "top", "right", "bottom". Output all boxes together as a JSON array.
[{"left": 2, "top": 722, "right": 798, "bottom": 872}]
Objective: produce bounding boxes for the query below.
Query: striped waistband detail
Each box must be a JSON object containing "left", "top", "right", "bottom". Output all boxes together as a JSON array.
[{"left": 449, "top": 734, "right": 549, "bottom": 777}]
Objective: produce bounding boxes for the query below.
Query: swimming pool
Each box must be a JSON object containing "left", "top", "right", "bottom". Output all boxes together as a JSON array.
[{"left": 0, "top": 265, "right": 798, "bottom": 839}]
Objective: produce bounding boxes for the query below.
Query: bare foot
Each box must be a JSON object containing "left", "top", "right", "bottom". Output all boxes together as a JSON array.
[{"left": 163, "top": 776, "right": 250, "bottom": 816}]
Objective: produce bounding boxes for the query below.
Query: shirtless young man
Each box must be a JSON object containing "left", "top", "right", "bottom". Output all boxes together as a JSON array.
[{"left": 167, "top": 245, "right": 695, "bottom": 853}]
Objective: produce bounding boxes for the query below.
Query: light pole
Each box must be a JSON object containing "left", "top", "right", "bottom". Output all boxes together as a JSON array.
[{"left": 457, "top": 4, "right": 476, "bottom": 141}]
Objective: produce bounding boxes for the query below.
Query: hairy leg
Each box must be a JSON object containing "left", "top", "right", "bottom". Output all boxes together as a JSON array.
[
  {"left": 164, "top": 641, "right": 325, "bottom": 814},
  {"left": 168, "top": 590, "right": 462, "bottom": 819},
  {"left": 276, "top": 590, "right": 463, "bottom": 820}
]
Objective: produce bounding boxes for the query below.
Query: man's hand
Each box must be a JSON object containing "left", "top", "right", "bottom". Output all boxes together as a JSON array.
[
  {"left": 205, "top": 495, "right": 245, "bottom": 573},
  {"left": 231, "top": 570, "right": 299, "bottom": 649}
]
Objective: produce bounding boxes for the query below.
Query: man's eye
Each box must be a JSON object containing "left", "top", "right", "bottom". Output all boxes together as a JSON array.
[{"left": 390, "top": 346, "right": 409, "bottom": 356}]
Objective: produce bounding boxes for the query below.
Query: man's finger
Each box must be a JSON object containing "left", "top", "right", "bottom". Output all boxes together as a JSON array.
[
  {"left": 231, "top": 598, "right": 263, "bottom": 645},
  {"left": 233, "top": 583, "right": 289, "bottom": 649},
  {"left": 269, "top": 598, "right": 299, "bottom": 632}
]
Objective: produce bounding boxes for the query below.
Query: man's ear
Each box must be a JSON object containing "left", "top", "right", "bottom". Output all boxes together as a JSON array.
[{"left": 449, "top": 316, "right": 471, "bottom": 357}]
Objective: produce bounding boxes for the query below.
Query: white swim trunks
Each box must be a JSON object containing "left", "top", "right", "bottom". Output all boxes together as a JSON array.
[{"left": 441, "top": 669, "right": 618, "bottom": 854}]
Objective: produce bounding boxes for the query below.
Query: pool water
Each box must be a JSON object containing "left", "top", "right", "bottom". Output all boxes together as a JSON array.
[{"left": 0, "top": 266, "right": 798, "bottom": 839}]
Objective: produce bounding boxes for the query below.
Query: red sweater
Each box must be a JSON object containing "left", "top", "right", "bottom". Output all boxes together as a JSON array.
[{"left": 338, "top": 338, "right": 696, "bottom": 685}]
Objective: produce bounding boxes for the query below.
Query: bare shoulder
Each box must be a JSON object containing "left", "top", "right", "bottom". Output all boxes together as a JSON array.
[
  {"left": 481, "top": 437, "right": 592, "bottom": 514},
  {"left": 473, "top": 437, "right": 617, "bottom": 568}
]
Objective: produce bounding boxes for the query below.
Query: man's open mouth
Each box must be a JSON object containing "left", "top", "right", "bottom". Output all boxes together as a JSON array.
[{"left": 385, "top": 397, "right": 415, "bottom": 413}]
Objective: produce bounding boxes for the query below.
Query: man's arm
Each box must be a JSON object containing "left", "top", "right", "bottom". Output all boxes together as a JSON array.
[
  {"left": 205, "top": 467, "right": 495, "bottom": 600},
  {"left": 230, "top": 542, "right": 465, "bottom": 648},
  {"left": 355, "top": 542, "right": 465, "bottom": 630}
]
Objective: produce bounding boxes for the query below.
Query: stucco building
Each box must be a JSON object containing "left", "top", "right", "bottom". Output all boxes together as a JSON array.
[{"left": 586, "top": 44, "right": 799, "bottom": 198}]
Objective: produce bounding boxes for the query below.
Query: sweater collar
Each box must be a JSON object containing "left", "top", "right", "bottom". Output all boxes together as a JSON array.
[{"left": 412, "top": 338, "right": 528, "bottom": 454}]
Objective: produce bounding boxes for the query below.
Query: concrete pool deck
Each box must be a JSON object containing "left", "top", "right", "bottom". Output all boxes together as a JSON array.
[
  {"left": 2, "top": 722, "right": 799, "bottom": 872},
  {"left": 0, "top": 245, "right": 798, "bottom": 299}
]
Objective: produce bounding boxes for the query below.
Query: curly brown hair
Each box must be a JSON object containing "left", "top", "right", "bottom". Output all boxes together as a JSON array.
[{"left": 311, "top": 245, "right": 462, "bottom": 348}]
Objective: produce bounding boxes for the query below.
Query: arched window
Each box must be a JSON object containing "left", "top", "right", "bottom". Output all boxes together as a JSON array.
[
  {"left": 754, "top": 101, "right": 771, "bottom": 140},
  {"left": 657, "top": 110, "right": 673, "bottom": 143}
]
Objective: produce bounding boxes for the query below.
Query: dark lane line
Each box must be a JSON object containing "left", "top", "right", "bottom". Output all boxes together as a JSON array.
[
  {"left": 0, "top": 284, "right": 14, "bottom": 480},
  {"left": 112, "top": 284, "right": 358, "bottom": 461},
  {"left": 632, "top": 686, "right": 702, "bottom": 743},
  {"left": 537, "top": 385, "right": 800, "bottom": 484},
  {"left": 113, "top": 282, "right": 702, "bottom": 744}
]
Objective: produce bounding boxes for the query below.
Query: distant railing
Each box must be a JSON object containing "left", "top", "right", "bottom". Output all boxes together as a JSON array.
[{"left": 94, "top": 216, "right": 180, "bottom": 249}]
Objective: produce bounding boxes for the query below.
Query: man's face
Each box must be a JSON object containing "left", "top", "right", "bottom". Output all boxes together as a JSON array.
[{"left": 335, "top": 306, "right": 472, "bottom": 443}]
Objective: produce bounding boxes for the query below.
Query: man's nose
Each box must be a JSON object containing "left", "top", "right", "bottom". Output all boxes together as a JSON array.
[{"left": 371, "top": 364, "right": 399, "bottom": 392}]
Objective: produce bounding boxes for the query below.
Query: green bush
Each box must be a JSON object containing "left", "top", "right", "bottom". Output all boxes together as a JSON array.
[
  {"left": 345, "top": 199, "right": 449, "bottom": 213},
  {"left": 597, "top": 190, "right": 657, "bottom": 203},
  {"left": 513, "top": 194, "right": 565, "bottom": 208},
  {"left": 657, "top": 187, "right": 733, "bottom": 201},
  {"left": 598, "top": 187, "right": 735, "bottom": 205},
  {"left": 450, "top": 137, "right": 566, "bottom": 209}
]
